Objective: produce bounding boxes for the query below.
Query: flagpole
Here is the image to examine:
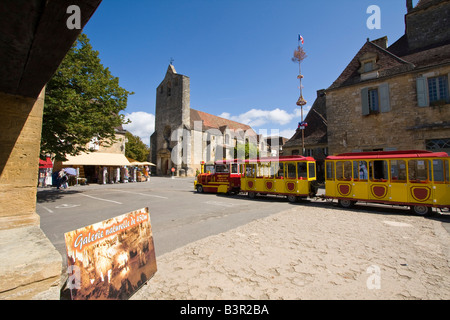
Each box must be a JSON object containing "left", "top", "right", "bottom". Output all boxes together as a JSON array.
[
  {"left": 295, "top": 35, "right": 307, "bottom": 156},
  {"left": 299, "top": 37, "right": 304, "bottom": 155}
]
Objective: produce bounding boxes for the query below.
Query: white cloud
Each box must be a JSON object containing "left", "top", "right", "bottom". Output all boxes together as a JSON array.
[
  {"left": 294, "top": 106, "right": 312, "bottom": 119},
  {"left": 122, "top": 111, "right": 155, "bottom": 146},
  {"left": 218, "top": 106, "right": 314, "bottom": 140},
  {"left": 219, "top": 107, "right": 311, "bottom": 128},
  {"left": 279, "top": 129, "right": 296, "bottom": 139},
  {"left": 256, "top": 128, "right": 295, "bottom": 139}
]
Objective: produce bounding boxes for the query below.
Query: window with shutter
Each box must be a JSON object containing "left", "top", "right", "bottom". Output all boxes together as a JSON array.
[
  {"left": 361, "top": 88, "right": 370, "bottom": 116},
  {"left": 379, "top": 83, "right": 390, "bottom": 113}
]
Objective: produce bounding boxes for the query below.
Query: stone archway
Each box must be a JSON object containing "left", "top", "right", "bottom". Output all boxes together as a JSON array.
[
  {"left": 157, "top": 149, "right": 172, "bottom": 176},
  {"left": 161, "top": 157, "right": 169, "bottom": 175},
  {"left": 0, "top": 0, "right": 102, "bottom": 299}
]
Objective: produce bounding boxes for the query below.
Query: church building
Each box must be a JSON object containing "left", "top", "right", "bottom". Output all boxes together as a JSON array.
[{"left": 150, "top": 65, "right": 257, "bottom": 176}]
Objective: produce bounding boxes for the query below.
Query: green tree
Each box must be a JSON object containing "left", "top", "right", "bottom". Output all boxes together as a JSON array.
[
  {"left": 40, "top": 33, "right": 133, "bottom": 161},
  {"left": 125, "top": 132, "right": 150, "bottom": 162},
  {"left": 235, "top": 141, "right": 259, "bottom": 159}
]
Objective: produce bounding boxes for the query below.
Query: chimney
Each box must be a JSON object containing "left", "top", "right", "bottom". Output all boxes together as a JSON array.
[
  {"left": 406, "top": 0, "right": 413, "bottom": 12},
  {"left": 317, "top": 89, "right": 326, "bottom": 98},
  {"left": 371, "top": 36, "right": 388, "bottom": 49}
]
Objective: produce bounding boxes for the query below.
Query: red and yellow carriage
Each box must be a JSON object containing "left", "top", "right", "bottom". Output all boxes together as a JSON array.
[
  {"left": 240, "top": 156, "right": 317, "bottom": 202},
  {"left": 194, "top": 160, "right": 243, "bottom": 194},
  {"left": 325, "top": 150, "right": 450, "bottom": 215}
]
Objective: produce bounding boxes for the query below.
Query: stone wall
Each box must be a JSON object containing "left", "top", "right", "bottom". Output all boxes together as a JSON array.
[
  {"left": 406, "top": 1, "right": 450, "bottom": 51},
  {"left": 326, "top": 65, "right": 450, "bottom": 155},
  {"left": 97, "top": 133, "right": 126, "bottom": 154}
]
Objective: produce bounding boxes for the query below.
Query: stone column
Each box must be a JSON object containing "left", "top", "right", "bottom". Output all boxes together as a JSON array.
[{"left": 0, "top": 88, "right": 62, "bottom": 299}]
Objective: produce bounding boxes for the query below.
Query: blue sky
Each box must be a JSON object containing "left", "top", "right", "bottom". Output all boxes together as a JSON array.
[{"left": 82, "top": 0, "right": 418, "bottom": 145}]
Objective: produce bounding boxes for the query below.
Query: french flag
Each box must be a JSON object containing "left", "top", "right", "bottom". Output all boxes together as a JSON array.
[{"left": 299, "top": 35, "right": 304, "bottom": 45}]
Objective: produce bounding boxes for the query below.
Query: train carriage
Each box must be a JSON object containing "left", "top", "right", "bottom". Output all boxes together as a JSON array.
[
  {"left": 241, "top": 156, "right": 317, "bottom": 203},
  {"left": 325, "top": 150, "right": 450, "bottom": 216},
  {"left": 194, "top": 160, "right": 243, "bottom": 194}
]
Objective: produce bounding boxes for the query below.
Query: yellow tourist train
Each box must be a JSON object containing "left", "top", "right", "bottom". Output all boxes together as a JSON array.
[
  {"left": 324, "top": 150, "right": 450, "bottom": 216},
  {"left": 195, "top": 150, "right": 450, "bottom": 216},
  {"left": 196, "top": 156, "right": 319, "bottom": 202},
  {"left": 240, "top": 156, "right": 318, "bottom": 203}
]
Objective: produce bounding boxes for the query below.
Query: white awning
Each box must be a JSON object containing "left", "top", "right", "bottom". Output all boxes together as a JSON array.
[
  {"left": 129, "top": 161, "right": 156, "bottom": 166},
  {"left": 62, "top": 152, "right": 131, "bottom": 166}
]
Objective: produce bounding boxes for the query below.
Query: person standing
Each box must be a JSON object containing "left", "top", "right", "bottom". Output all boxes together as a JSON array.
[
  {"left": 61, "top": 170, "right": 69, "bottom": 189},
  {"left": 116, "top": 167, "right": 120, "bottom": 183},
  {"left": 57, "top": 169, "right": 68, "bottom": 190},
  {"left": 102, "top": 166, "right": 107, "bottom": 184}
]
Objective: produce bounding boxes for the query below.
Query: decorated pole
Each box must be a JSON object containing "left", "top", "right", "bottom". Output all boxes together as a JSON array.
[{"left": 293, "top": 35, "right": 307, "bottom": 155}]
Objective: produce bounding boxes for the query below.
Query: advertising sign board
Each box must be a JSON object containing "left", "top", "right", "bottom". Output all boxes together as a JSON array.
[{"left": 64, "top": 207, "right": 157, "bottom": 300}]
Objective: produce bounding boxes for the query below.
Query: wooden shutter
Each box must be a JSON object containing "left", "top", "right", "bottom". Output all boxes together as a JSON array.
[
  {"left": 416, "top": 76, "right": 428, "bottom": 107},
  {"left": 448, "top": 73, "right": 450, "bottom": 101},
  {"left": 361, "top": 88, "right": 370, "bottom": 116},
  {"left": 379, "top": 83, "right": 391, "bottom": 113}
]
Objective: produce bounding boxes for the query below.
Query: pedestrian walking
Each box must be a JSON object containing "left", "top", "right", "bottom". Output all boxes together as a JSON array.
[{"left": 57, "top": 169, "right": 69, "bottom": 190}]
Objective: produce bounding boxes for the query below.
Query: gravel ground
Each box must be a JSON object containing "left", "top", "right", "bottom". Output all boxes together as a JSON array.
[{"left": 132, "top": 204, "right": 450, "bottom": 300}]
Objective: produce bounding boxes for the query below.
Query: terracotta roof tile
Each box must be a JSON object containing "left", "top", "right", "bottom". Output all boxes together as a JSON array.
[
  {"left": 416, "top": 0, "right": 441, "bottom": 9},
  {"left": 397, "top": 42, "right": 450, "bottom": 68},
  {"left": 190, "top": 108, "right": 254, "bottom": 133},
  {"left": 328, "top": 40, "right": 414, "bottom": 90}
]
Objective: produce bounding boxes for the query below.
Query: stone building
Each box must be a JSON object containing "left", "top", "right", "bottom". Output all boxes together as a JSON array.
[
  {"left": 54, "top": 125, "right": 131, "bottom": 184},
  {"left": 326, "top": 0, "right": 450, "bottom": 155},
  {"left": 262, "top": 136, "right": 289, "bottom": 157},
  {"left": 150, "top": 65, "right": 257, "bottom": 176}
]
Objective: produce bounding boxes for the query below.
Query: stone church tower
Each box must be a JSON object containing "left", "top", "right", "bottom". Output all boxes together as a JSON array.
[
  {"left": 150, "top": 65, "right": 257, "bottom": 176},
  {"left": 150, "top": 64, "right": 191, "bottom": 176}
]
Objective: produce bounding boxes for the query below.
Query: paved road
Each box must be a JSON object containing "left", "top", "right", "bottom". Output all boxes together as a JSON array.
[
  {"left": 36, "top": 177, "right": 296, "bottom": 266},
  {"left": 36, "top": 176, "right": 450, "bottom": 269}
]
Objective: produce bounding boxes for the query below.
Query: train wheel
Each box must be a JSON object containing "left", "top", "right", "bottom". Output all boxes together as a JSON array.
[
  {"left": 338, "top": 199, "right": 355, "bottom": 209},
  {"left": 287, "top": 195, "right": 298, "bottom": 203},
  {"left": 196, "top": 184, "right": 204, "bottom": 193},
  {"left": 248, "top": 192, "right": 256, "bottom": 199},
  {"left": 410, "top": 205, "right": 432, "bottom": 217}
]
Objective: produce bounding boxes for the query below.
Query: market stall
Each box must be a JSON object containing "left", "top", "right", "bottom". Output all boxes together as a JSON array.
[{"left": 38, "top": 157, "right": 53, "bottom": 187}]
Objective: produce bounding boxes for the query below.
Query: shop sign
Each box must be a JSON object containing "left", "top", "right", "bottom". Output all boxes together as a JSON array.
[{"left": 64, "top": 207, "right": 157, "bottom": 300}]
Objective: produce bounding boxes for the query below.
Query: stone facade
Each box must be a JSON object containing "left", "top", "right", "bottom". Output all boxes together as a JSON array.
[
  {"left": 94, "top": 128, "right": 127, "bottom": 154},
  {"left": 152, "top": 65, "right": 191, "bottom": 176},
  {"left": 406, "top": 0, "right": 450, "bottom": 51},
  {"left": 327, "top": 65, "right": 450, "bottom": 154},
  {"left": 150, "top": 65, "right": 256, "bottom": 176},
  {"left": 326, "top": 0, "right": 450, "bottom": 155}
]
